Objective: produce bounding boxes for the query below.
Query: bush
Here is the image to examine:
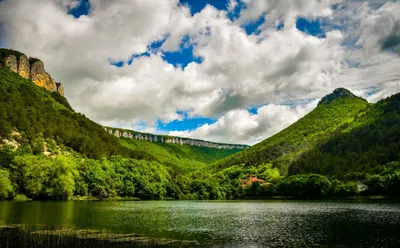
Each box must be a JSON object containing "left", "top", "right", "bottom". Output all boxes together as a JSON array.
[{"left": 13, "top": 194, "right": 31, "bottom": 201}]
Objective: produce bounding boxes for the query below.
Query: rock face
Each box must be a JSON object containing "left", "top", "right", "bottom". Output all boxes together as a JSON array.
[
  {"left": 1, "top": 49, "right": 65, "bottom": 96},
  {"left": 18, "top": 54, "right": 30, "bottom": 79},
  {"left": 104, "top": 127, "right": 248, "bottom": 150},
  {"left": 30, "top": 61, "right": 46, "bottom": 87},
  {"left": 4, "top": 55, "right": 18, "bottom": 73},
  {"left": 56, "top": 83, "right": 64, "bottom": 97},
  {"left": 30, "top": 60, "right": 57, "bottom": 92}
]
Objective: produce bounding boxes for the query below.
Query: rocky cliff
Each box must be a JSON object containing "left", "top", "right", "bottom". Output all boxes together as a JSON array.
[
  {"left": 0, "top": 49, "right": 64, "bottom": 96},
  {"left": 104, "top": 127, "right": 249, "bottom": 150}
]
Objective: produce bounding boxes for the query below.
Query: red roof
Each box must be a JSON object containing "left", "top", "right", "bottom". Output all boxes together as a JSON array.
[{"left": 241, "top": 174, "right": 265, "bottom": 184}]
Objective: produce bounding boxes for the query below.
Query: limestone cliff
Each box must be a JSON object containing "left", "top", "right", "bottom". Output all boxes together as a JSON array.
[
  {"left": 4, "top": 55, "right": 18, "bottom": 73},
  {"left": 0, "top": 49, "right": 64, "bottom": 96},
  {"left": 104, "top": 127, "right": 249, "bottom": 150},
  {"left": 18, "top": 54, "right": 30, "bottom": 79}
]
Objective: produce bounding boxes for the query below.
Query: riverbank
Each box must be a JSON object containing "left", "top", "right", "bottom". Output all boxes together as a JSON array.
[{"left": 2, "top": 195, "right": 397, "bottom": 202}]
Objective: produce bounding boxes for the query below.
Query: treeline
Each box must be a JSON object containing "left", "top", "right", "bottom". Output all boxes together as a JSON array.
[
  {"left": 1, "top": 146, "right": 399, "bottom": 201},
  {"left": 0, "top": 148, "right": 175, "bottom": 200}
]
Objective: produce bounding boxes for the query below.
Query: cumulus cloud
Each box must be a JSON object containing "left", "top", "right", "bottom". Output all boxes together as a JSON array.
[
  {"left": 0, "top": 0, "right": 399, "bottom": 145},
  {"left": 355, "top": 1, "right": 400, "bottom": 54},
  {"left": 237, "top": 0, "right": 337, "bottom": 29},
  {"left": 169, "top": 100, "right": 319, "bottom": 145}
]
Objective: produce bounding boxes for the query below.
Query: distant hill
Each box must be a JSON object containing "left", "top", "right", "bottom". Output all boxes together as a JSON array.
[{"left": 105, "top": 127, "right": 248, "bottom": 150}]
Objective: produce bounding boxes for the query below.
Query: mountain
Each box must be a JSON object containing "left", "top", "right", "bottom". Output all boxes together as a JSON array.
[
  {"left": 214, "top": 88, "right": 370, "bottom": 173},
  {"left": 214, "top": 88, "right": 400, "bottom": 180},
  {"left": 289, "top": 92, "right": 400, "bottom": 178}
]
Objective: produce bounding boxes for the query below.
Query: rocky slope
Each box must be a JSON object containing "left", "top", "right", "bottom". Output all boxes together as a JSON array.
[{"left": 0, "top": 49, "right": 64, "bottom": 96}]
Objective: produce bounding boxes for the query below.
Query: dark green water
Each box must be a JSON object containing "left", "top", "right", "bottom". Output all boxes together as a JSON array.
[{"left": 1, "top": 200, "right": 400, "bottom": 247}]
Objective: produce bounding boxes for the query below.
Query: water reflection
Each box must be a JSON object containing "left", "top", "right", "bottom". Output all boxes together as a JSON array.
[{"left": 0, "top": 200, "right": 399, "bottom": 247}]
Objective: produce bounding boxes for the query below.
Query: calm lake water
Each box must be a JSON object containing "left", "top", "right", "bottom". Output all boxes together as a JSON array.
[{"left": 1, "top": 200, "right": 400, "bottom": 247}]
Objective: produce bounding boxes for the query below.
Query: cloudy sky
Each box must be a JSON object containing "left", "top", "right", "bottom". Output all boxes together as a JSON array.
[{"left": 0, "top": 0, "right": 399, "bottom": 145}]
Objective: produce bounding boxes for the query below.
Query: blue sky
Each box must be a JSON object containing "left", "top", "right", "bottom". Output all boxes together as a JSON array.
[{"left": 67, "top": 0, "right": 328, "bottom": 134}]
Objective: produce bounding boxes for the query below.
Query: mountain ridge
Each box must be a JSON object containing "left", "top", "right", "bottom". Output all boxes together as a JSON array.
[{"left": 105, "top": 127, "right": 248, "bottom": 150}]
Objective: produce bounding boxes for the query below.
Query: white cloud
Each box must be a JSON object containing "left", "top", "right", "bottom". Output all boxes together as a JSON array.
[
  {"left": 356, "top": 1, "right": 400, "bottom": 55},
  {"left": 237, "top": 0, "right": 337, "bottom": 29},
  {"left": 169, "top": 100, "right": 319, "bottom": 145},
  {"left": 0, "top": 0, "right": 399, "bottom": 145}
]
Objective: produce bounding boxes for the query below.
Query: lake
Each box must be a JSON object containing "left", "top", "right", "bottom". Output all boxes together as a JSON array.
[{"left": 0, "top": 200, "right": 400, "bottom": 247}]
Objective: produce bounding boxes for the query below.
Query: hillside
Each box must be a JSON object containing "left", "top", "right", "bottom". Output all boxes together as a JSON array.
[
  {"left": 290, "top": 92, "right": 400, "bottom": 178},
  {"left": 215, "top": 88, "right": 371, "bottom": 174},
  {"left": 120, "top": 138, "right": 241, "bottom": 173},
  {"left": 0, "top": 65, "right": 241, "bottom": 166},
  {"left": 0, "top": 67, "right": 132, "bottom": 158}
]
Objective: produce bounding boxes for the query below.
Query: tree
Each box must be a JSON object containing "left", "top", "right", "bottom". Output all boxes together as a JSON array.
[
  {"left": 365, "top": 174, "right": 386, "bottom": 195},
  {"left": 306, "top": 174, "right": 331, "bottom": 198},
  {"left": 0, "top": 169, "right": 14, "bottom": 199}
]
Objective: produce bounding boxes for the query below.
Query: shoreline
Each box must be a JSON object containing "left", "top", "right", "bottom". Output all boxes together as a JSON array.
[{"left": 3, "top": 195, "right": 398, "bottom": 202}]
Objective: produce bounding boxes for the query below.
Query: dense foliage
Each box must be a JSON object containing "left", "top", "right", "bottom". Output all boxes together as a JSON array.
[{"left": 2, "top": 144, "right": 399, "bottom": 200}]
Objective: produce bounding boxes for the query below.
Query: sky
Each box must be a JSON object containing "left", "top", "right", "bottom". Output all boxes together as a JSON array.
[{"left": 0, "top": 0, "right": 399, "bottom": 145}]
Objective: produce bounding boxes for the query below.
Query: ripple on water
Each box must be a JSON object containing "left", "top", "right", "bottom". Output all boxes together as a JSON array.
[{"left": 0, "top": 200, "right": 400, "bottom": 247}]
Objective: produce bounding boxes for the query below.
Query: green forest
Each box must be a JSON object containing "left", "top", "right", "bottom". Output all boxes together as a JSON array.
[{"left": 0, "top": 59, "right": 400, "bottom": 201}]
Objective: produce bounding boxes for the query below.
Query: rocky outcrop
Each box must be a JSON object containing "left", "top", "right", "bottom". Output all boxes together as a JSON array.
[
  {"left": 30, "top": 60, "right": 58, "bottom": 92},
  {"left": 0, "top": 49, "right": 65, "bottom": 96},
  {"left": 104, "top": 127, "right": 248, "bottom": 150},
  {"left": 318, "top": 88, "right": 364, "bottom": 105},
  {"left": 4, "top": 55, "right": 18, "bottom": 73},
  {"left": 18, "top": 54, "right": 30, "bottom": 79},
  {"left": 56, "top": 83, "right": 64, "bottom": 96}
]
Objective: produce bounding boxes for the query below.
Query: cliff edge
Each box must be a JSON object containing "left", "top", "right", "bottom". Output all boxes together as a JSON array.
[{"left": 0, "top": 48, "right": 64, "bottom": 96}]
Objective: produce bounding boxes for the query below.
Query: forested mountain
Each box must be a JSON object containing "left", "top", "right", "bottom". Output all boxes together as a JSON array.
[
  {"left": 208, "top": 88, "right": 400, "bottom": 198},
  {"left": 290, "top": 92, "right": 400, "bottom": 178},
  {"left": 215, "top": 88, "right": 371, "bottom": 173},
  {"left": 214, "top": 88, "right": 400, "bottom": 182}
]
